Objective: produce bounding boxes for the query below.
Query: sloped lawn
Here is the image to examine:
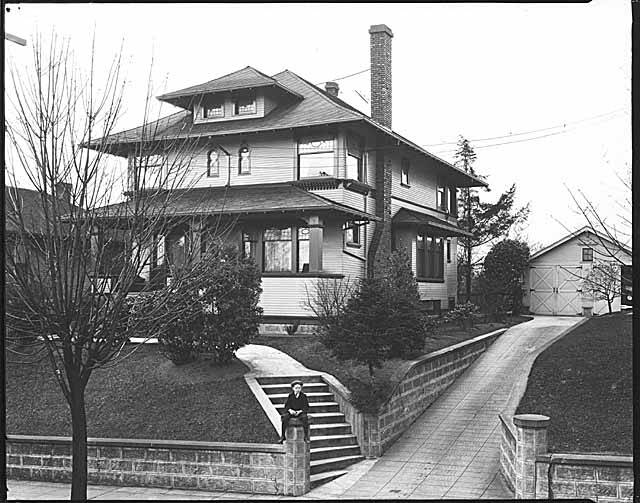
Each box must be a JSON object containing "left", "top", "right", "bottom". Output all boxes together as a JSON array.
[
  {"left": 516, "top": 311, "right": 632, "bottom": 454},
  {"left": 258, "top": 315, "right": 532, "bottom": 398},
  {"left": 6, "top": 344, "right": 278, "bottom": 443}
]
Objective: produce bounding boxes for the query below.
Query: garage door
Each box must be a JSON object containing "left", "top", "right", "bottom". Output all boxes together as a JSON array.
[{"left": 530, "top": 265, "right": 582, "bottom": 316}]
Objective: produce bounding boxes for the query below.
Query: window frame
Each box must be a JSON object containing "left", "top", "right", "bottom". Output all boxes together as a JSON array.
[
  {"left": 436, "top": 185, "right": 447, "bottom": 212},
  {"left": 400, "top": 158, "right": 410, "bottom": 187},
  {"left": 416, "top": 232, "right": 445, "bottom": 281},
  {"left": 446, "top": 238, "right": 452, "bottom": 263},
  {"left": 343, "top": 222, "right": 361, "bottom": 248},
  {"left": 233, "top": 93, "right": 257, "bottom": 116},
  {"left": 244, "top": 226, "right": 312, "bottom": 274},
  {"left": 449, "top": 187, "right": 457, "bottom": 216},
  {"left": 582, "top": 247, "right": 594, "bottom": 262},
  {"left": 238, "top": 144, "right": 251, "bottom": 175},
  {"left": 203, "top": 100, "right": 225, "bottom": 119},
  {"left": 297, "top": 137, "right": 336, "bottom": 179},
  {"left": 207, "top": 149, "right": 220, "bottom": 177}
]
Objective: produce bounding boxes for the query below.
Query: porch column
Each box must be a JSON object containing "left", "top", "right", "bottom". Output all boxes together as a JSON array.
[
  {"left": 90, "top": 225, "right": 100, "bottom": 270},
  {"left": 307, "top": 215, "right": 324, "bottom": 272},
  {"left": 191, "top": 217, "right": 203, "bottom": 261}
]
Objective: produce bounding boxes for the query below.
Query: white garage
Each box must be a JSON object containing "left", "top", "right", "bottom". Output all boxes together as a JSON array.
[{"left": 523, "top": 227, "right": 632, "bottom": 316}]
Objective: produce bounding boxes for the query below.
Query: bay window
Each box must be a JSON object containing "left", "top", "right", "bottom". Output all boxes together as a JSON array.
[
  {"left": 416, "top": 233, "right": 444, "bottom": 280},
  {"left": 298, "top": 138, "right": 335, "bottom": 178},
  {"left": 346, "top": 137, "right": 364, "bottom": 181}
]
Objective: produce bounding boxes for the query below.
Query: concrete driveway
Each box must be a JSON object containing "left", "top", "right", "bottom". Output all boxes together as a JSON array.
[{"left": 305, "top": 316, "right": 583, "bottom": 499}]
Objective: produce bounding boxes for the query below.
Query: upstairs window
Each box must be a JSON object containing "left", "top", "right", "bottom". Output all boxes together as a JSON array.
[
  {"left": 298, "top": 138, "right": 335, "bottom": 178},
  {"left": 582, "top": 247, "right": 594, "bottom": 262},
  {"left": 238, "top": 143, "right": 251, "bottom": 174},
  {"left": 234, "top": 94, "right": 256, "bottom": 115},
  {"left": 207, "top": 149, "right": 220, "bottom": 177},
  {"left": 401, "top": 158, "right": 410, "bottom": 186},
  {"left": 203, "top": 100, "right": 224, "bottom": 119},
  {"left": 437, "top": 185, "right": 447, "bottom": 212},
  {"left": 346, "top": 137, "right": 364, "bottom": 182},
  {"left": 449, "top": 187, "right": 457, "bottom": 216}
]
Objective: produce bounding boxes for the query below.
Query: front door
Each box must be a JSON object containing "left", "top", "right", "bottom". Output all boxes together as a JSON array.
[{"left": 530, "top": 265, "right": 582, "bottom": 315}]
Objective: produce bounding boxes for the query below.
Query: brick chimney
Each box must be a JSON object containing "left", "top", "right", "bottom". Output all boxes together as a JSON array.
[
  {"left": 324, "top": 81, "right": 339, "bottom": 97},
  {"left": 369, "top": 24, "right": 393, "bottom": 129}
]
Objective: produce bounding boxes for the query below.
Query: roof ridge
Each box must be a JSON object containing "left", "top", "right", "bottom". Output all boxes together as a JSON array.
[{"left": 275, "top": 70, "right": 363, "bottom": 121}]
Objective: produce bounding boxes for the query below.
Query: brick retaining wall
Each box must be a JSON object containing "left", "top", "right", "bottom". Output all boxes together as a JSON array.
[
  {"left": 323, "top": 329, "right": 505, "bottom": 457},
  {"left": 6, "top": 434, "right": 308, "bottom": 495},
  {"left": 499, "top": 415, "right": 633, "bottom": 501}
]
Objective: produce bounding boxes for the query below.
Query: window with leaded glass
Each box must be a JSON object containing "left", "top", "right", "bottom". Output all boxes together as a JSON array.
[
  {"left": 298, "top": 138, "right": 335, "bottom": 178},
  {"left": 204, "top": 100, "right": 224, "bottom": 119},
  {"left": 234, "top": 94, "right": 256, "bottom": 115},
  {"left": 238, "top": 144, "right": 251, "bottom": 174},
  {"left": 263, "top": 228, "right": 292, "bottom": 272},
  {"left": 297, "top": 227, "right": 310, "bottom": 272},
  {"left": 207, "top": 149, "right": 220, "bottom": 177}
]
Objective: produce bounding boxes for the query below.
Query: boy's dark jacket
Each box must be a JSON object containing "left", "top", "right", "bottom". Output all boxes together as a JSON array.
[{"left": 284, "top": 392, "right": 309, "bottom": 413}]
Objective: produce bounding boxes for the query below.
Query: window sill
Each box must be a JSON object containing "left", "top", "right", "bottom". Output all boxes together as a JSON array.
[
  {"left": 261, "top": 272, "right": 344, "bottom": 279},
  {"left": 238, "top": 172, "right": 252, "bottom": 176},
  {"left": 416, "top": 277, "right": 445, "bottom": 283},
  {"left": 345, "top": 242, "right": 361, "bottom": 249},
  {"left": 400, "top": 183, "right": 411, "bottom": 188}
]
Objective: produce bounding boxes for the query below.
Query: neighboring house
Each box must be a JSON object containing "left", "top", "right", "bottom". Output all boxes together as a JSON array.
[
  {"left": 87, "top": 24, "right": 486, "bottom": 326},
  {"left": 523, "top": 227, "right": 632, "bottom": 316},
  {"left": 4, "top": 185, "right": 73, "bottom": 282}
]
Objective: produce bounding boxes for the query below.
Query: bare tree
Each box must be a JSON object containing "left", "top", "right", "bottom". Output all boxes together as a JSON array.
[
  {"left": 583, "top": 261, "right": 622, "bottom": 314},
  {"left": 4, "top": 32, "right": 230, "bottom": 500}
]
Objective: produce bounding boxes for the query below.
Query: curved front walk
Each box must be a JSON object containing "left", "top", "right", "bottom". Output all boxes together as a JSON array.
[{"left": 305, "top": 316, "right": 583, "bottom": 500}]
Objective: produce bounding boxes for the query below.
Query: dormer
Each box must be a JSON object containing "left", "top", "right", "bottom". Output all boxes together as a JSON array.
[{"left": 157, "top": 66, "right": 303, "bottom": 124}]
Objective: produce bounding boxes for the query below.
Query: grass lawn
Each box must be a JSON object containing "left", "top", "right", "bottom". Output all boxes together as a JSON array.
[
  {"left": 516, "top": 311, "right": 632, "bottom": 455},
  {"left": 256, "top": 315, "right": 532, "bottom": 396},
  {"left": 6, "top": 344, "right": 278, "bottom": 443}
]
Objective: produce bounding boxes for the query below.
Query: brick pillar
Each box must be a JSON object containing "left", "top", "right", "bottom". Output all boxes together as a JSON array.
[
  {"left": 283, "top": 418, "right": 310, "bottom": 496},
  {"left": 369, "top": 24, "right": 393, "bottom": 129},
  {"left": 513, "top": 414, "right": 550, "bottom": 499}
]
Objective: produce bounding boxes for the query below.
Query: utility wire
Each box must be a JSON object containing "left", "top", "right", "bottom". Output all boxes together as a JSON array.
[{"left": 316, "top": 67, "right": 370, "bottom": 85}]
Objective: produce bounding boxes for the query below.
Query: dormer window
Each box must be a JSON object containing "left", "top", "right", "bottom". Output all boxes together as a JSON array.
[
  {"left": 238, "top": 143, "right": 251, "bottom": 174},
  {"left": 203, "top": 100, "right": 224, "bottom": 119},
  {"left": 234, "top": 93, "right": 256, "bottom": 115}
]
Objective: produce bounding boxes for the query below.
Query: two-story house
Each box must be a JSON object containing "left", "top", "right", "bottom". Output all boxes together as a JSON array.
[{"left": 89, "top": 24, "right": 487, "bottom": 328}]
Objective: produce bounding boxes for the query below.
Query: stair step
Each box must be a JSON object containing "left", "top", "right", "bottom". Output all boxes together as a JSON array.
[
  {"left": 256, "top": 375, "right": 324, "bottom": 385},
  {"left": 267, "top": 392, "right": 335, "bottom": 404},
  {"left": 310, "top": 470, "right": 348, "bottom": 489},
  {"left": 311, "top": 444, "right": 362, "bottom": 461},
  {"left": 310, "top": 455, "right": 364, "bottom": 475},
  {"left": 310, "top": 434, "right": 359, "bottom": 448},
  {"left": 275, "top": 402, "right": 339, "bottom": 413},
  {"left": 308, "top": 412, "right": 346, "bottom": 425},
  {"left": 260, "top": 382, "right": 329, "bottom": 394},
  {"left": 310, "top": 423, "right": 352, "bottom": 436}
]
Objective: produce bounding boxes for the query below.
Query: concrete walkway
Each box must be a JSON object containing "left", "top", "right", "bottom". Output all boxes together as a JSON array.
[
  {"left": 305, "top": 315, "right": 582, "bottom": 499},
  {"left": 236, "top": 343, "right": 317, "bottom": 375}
]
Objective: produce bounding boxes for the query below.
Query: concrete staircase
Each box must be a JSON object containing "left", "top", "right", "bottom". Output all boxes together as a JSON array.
[{"left": 255, "top": 374, "right": 363, "bottom": 488}]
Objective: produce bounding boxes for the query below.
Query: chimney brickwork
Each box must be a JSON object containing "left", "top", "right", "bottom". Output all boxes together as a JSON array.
[
  {"left": 324, "top": 81, "right": 339, "bottom": 97},
  {"left": 369, "top": 24, "right": 393, "bottom": 129}
]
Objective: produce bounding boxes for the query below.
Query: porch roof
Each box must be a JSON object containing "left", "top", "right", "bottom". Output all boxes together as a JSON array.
[
  {"left": 93, "top": 183, "right": 380, "bottom": 222},
  {"left": 392, "top": 208, "right": 473, "bottom": 238}
]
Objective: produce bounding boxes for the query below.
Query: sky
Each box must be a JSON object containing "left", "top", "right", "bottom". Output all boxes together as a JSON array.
[{"left": 4, "top": 1, "right": 632, "bottom": 247}]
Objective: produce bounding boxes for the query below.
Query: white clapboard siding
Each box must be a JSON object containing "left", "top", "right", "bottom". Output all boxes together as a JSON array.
[
  {"left": 259, "top": 277, "right": 317, "bottom": 317},
  {"left": 389, "top": 151, "right": 438, "bottom": 208}
]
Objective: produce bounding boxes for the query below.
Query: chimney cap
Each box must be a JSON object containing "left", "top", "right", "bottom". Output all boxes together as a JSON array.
[
  {"left": 325, "top": 81, "right": 339, "bottom": 96},
  {"left": 369, "top": 24, "right": 393, "bottom": 37}
]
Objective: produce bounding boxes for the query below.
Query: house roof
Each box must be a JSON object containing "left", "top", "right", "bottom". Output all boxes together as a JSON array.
[
  {"left": 156, "top": 66, "right": 303, "bottom": 107},
  {"left": 87, "top": 67, "right": 487, "bottom": 189},
  {"left": 5, "top": 186, "right": 75, "bottom": 236},
  {"left": 93, "top": 183, "right": 380, "bottom": 222},
  {"left": 530, "top": 226, "right": 633, "bottom": 261},
  {"left": 392, "top": 208, "right": 473, "bottom": 238}
]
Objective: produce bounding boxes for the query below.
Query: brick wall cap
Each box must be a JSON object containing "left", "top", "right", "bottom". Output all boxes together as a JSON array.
[
  {"left": 7, "top": 434, "right": 285, "bottom": 453},
  {"left": 513, "top": 414, "right": 550, "bottom": 428},
  {"left": 369, "top": 24, "right": 394, "bottom": 37}
]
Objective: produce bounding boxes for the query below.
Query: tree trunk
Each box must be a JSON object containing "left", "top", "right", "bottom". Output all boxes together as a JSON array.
[
  {"left": 70, "top": 383, "right": 88, "bottom": 501},
  {"left": 466, "top": 240, "right": 472, "bottom": 303},
  {"left": 607, "top": 299, "right": 612, "bottom": 314}
]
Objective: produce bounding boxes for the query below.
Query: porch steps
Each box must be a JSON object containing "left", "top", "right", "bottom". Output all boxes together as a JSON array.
[{"left": 255, "top": 375, "right": 364, "bottom": 487}]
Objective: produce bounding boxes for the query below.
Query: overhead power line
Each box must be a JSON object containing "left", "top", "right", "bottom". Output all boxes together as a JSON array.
[{"left": 316, "top": 67, "right": 370, "bottom": 85}]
